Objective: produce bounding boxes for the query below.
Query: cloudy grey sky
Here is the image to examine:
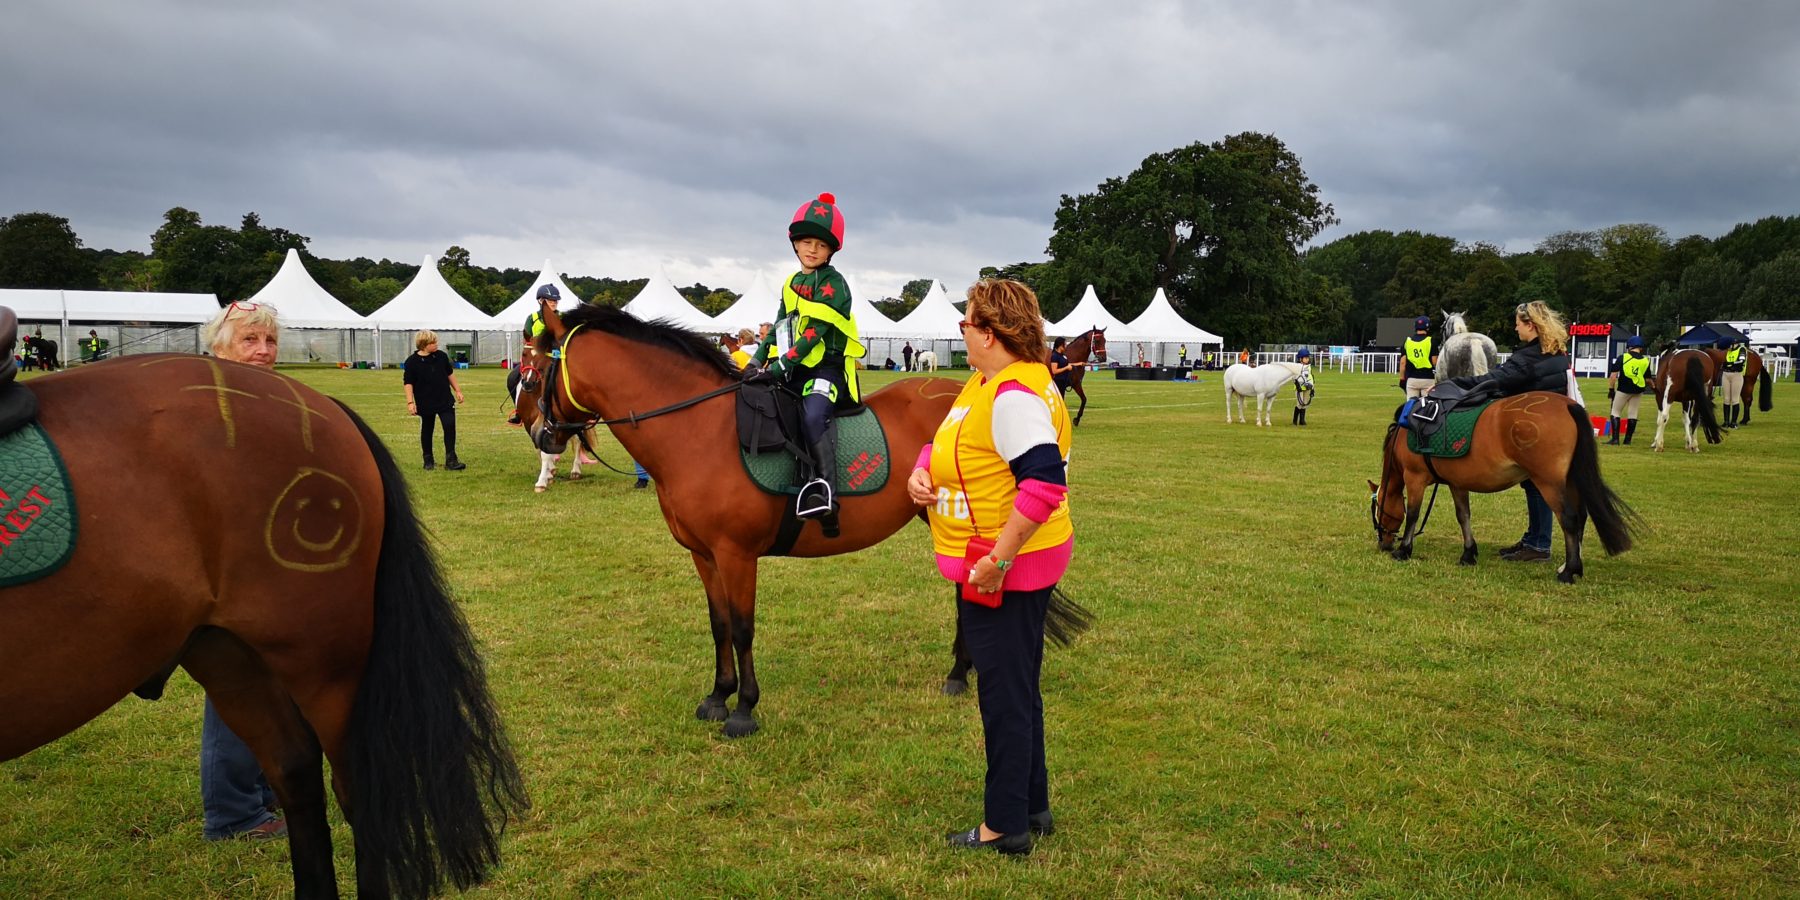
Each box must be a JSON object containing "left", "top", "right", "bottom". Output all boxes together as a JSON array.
[{"left": 6, "top": 0, "right": 1798, "bottom": 299}]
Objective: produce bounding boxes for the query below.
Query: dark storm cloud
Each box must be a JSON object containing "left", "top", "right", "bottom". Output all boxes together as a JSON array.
[{"left": 4, "top": 0, "right": 1797, "bottom": 296}]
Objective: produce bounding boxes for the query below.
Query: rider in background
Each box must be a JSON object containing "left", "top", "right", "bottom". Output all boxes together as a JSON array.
[
  {"left": 1606, "top": 334, "right": 1650, "bottom": 445},
  {"left": 748, "top": 192, "right": 865, "bottom": 522},
  {"left": 1452, "top": 301, "right": 1571, "bottom": 563},
  {"left": 1048, "top": 337, "right": 1076, "bottom": 398},
  {"left": 1401, "top": 315, "right": 1436, "bottom": 399},
  {"left": 1719, "top": 337, "right": 1748, "bottom": 429}
]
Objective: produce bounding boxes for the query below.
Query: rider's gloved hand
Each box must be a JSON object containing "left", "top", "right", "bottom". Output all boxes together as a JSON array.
[
  {"left": 741, "top": 363, "right": 770, "bottom": 383},
  {"left": 764, "top": 355, "right": 792, "bottom": 381},
  {"left": 1607, "top": 388, "right": 1616, "bottom": 400}
]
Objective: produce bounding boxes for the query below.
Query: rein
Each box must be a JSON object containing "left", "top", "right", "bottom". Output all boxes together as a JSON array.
[
  {"left": 1372, "top": 423, "right": 1442, "bottom": 540},
  {"left": 536, "top": 323, "right": 747, "bottom": 436}
]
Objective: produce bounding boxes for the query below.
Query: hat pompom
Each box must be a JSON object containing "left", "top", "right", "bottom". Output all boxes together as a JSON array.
[{"left": 818, "top": 192, "right": 835, "bottom": 205}]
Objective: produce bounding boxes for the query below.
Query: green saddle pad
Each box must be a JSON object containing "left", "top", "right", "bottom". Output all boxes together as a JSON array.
[
  {"left": 742, "top": 407, "right": 890, "bottom": 497},
  {"left": 0, "top": 421, "right": 78, "bottom": 586},
  {"left": 1407, "top": 401, "right": 1491, "bottom": 458}
]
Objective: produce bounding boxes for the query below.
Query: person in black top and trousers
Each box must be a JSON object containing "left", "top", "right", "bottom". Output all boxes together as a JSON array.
[{"left": 403, "top": 329, "right": 467, "bottom": 470}]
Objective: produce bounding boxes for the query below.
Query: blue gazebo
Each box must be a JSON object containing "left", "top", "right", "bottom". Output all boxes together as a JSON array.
[{"left": 1675, "top": 322, "right": 1750, "bottom": 346}]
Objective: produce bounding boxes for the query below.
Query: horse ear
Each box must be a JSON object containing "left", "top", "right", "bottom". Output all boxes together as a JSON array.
[
  {"left": 1367, "top": 479, "right": 1379, "bottom": 493},
  {"left": 542, "top": 306, "right": 568, "bottom": 342}
]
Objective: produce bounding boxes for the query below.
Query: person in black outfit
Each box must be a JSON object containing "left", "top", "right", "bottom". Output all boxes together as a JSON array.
[
  {"left": 902, "top": 341, "right": 915, "bottom": 372},
  {"left": 1450, "top": 301, "right": 1571, "bottom": 562},
  {"left": 1048, "top": 337, "right": 1075, "bottom": 397},
  {"left": 402, "top": 329, "right": 467, "bottom": 470}
]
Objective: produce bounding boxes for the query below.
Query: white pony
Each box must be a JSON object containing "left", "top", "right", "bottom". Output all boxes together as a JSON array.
[
  {"left": 1223, "top": 361, "right": 1311, "bottom": 426},
  {"left": 915, "top": 350, "right": 938, "bottom": 372},
  {"left": 1438, "top": 310, "right": 1498, "bottom": 381}
]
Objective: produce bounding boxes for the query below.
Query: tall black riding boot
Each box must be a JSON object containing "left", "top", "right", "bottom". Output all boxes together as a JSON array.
[
  {"left": 1298, "top": 408, "right": 1308, "bottom": 426},
  {"left": 1623, "top": 419, "right": 1638, "bottom": 444},
  {"left": 1605, "top": 416, "right": 1620, "bottom": 444},
  {"left": 796, "top": 430, "right": 839, "bottom": 525},
  {"left": 1725, "top": 405, "right": 1738, "bottom": 428},
  {"left": 1292, "top": 406, "right": 1301, "bottom": 425}
]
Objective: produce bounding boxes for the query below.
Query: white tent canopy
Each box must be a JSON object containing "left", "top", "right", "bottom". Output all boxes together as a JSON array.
[
  {"left": 848, "top": 273, "right": 898, "bottom": 336},
  {"left": 1047, "top": 284, "right": 1129, "bottom": 337},
  {"left": 491, "top": 259, "right": 585, "bottom": 326},
  {"left": 2, "top": 289, "right": 220, "bottom": 324},
  {"left": 712, "top": 271, "right": 779, "bottom": 333},
  {"left": 622, "top": 266, "right": 721, "bottom": 332},
  {"left": 1115, "top": 288, "right": 1223, "bottom": 345},
  {"left": 885, "top": 279, "right": 964, "bottom": 339},
  {"left": 368, "top": 255, "right": 500, "bottom": 331},
  {"left": 245, "top": 249, "right": 366, "bottom": 328}
]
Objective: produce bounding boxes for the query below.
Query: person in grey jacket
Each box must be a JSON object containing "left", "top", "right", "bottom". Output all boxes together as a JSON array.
[{"left": 1452, "top": 301, "right": 1571, "bottom": 562}]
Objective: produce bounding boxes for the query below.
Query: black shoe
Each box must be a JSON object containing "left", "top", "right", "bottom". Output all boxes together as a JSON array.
[
  {"left": 945, "top": 826, "right": 1031, "bottom": 856},
  {"left": 634, "top": 478, "right": 650, "bottom": 489},
  {"left": 1028, "top": 810, "right": 1055, "bottom": 836},
  {"left": 1495, "top": 540, "right": 1529, "bottom": 557},
  {"left": 423, "top": 461, "right": 435, "bottom": 471},
  {"left": 1501, "top": 546, "right": 1550, "bottom": 562},
  {"left": 444, "top": 460, "right": 466, "bottom": 471}
]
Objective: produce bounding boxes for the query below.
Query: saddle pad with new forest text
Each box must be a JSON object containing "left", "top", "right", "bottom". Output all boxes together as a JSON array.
[
  {"left": 1407, "top": 401, "right": 1491, "bottom": 458},
  {"left": 0, "top": 422, "right": 78, "bottom": 586},
  {"left": 742, "top": 407, "right": 890, "bottom": 497}
]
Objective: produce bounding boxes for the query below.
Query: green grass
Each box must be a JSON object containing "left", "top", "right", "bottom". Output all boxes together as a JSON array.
[{"left": 4, "top": 365, "right": 1799, "bottom": 897}]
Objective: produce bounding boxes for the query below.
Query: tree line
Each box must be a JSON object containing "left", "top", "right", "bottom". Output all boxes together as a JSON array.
[{"left": 6, "top": 137, "right": 1799, "bottom": 344}]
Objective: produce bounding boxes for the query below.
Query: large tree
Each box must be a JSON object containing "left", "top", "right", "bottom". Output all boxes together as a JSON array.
[
  {"left": 0, "top": 212, "right": 98, "bottom": 289},
  {"left": 1037, "top": 132, "right": 1336, "bottom": 343}
]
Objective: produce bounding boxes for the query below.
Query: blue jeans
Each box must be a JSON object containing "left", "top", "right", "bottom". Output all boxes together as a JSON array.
[
  {"left": 1519, "top": 480, "right": 1553, "bottom": 552},
  {"left": 201, "top": 698, "right": 276, "bottom": 839}
]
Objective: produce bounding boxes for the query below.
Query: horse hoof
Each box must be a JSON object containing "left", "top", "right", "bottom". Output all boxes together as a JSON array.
[
  {"left": 942, "top": 679, "right": 967, "bottom": 696},
  {"left": 533, "top": 486, "right": 547, "bottom": 494},
  {"left": 568, "top": 472, "right": 582, "bottom": 480},
  {"left": 1556, "top": 569, "right": 1578, "bottom": 584},
  {"left": 1390, "top": 548, "right": 1411, "bottom": 562},
  {"left": 723, "top": 712, "right": 759, "bottom": 738},
  {"left": 1459, "top": 553, "right": 1477, "bottom": 566},
  {"left": 696, "top": 698, "right": 729, "bottom": 722}
]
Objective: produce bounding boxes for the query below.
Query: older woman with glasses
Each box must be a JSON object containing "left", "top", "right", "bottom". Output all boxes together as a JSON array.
[
  {"left": 908, "top": 279, "right": 1076, "bottom": 856},
  {"left": 1450, "top": 300, "right": 1573, "bottom": 562}
]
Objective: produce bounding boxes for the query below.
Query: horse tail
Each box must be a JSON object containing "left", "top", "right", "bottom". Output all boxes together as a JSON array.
[
  {"left": 338, "top": 402, "right": 528, "bottom": 899},
  {"left": 1683, "top": 356, "right": 1723, "bottom": 443},
  {"left": 1563, "top": 404, "right": 1639, "bottom": 556},
  {"left": 1758, "top": 366, "right": 1773, "bottom": 412},
  {"left": 1044, "top": 586, "right": 1094, "bottom": 648}
]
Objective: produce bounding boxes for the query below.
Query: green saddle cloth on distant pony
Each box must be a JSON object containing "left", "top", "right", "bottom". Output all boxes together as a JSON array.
[
  {"left": 741, "top": 407, "right": 890, "bottom": 497},
  {"left": 1408, "top": 400, "right": 1491, "bottom": 458},
  {"left": 0, "top": 421, "right": 79, "bottom": 586}
]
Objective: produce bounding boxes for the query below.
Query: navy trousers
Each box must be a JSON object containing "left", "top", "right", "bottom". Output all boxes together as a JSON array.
[
  {"left": 957, "top": 582, "right": 1052, "bottom": 836},
  {"left": 1519, "top": 479, "right": 1553, "bottom": 551},
  {"left": 200, "top": 699, "right": 276, "bottom": 839}
]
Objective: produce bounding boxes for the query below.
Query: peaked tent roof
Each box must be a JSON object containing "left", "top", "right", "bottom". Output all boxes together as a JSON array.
[
  {"left": 244, "top": 249, "right": 366, "bottom": 328},
  {"left": 1048, "top": 284, "right": 1129, "bottom": 336},
  {"left": 886, "top": 279, "right": 964, "bottom": 339},
  {"left": 846, "top": 273, "right": 899, "bottom": 336},
  {"left": 712, "top": 271, "right": 779, "bottom": 332},
  {"left": 366, "top": 255, "right": 500, "bottom": 331},
  {"left": 1113, "top": 288, "right": 1223, "bottom": 344},
  {"left": 491, "top": 259, "right": 584, "bottom": 327},
  {"left": 1, "top": 289, "right": 221, "bottom": 323},
  {"left": 622, "top": 266, "right": 720, "bottom": 331}
]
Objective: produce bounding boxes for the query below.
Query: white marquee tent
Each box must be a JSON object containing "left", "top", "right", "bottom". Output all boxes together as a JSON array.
[
  {"left": 1047, "top": 284, "right": 1130, "bottom": 337},
  {"left": 622, "top": 266, "right": 721, "bottom": 332},
  {"left": 367, "top": 255, "right": 506, "bottom": 366},
  {"left": 243, "top": 249, "right": 370, "bottom": 364},
  {"left": 3, "top": 288, "right": 221, "bottom": 360},
  {"left": 876, "top": 279, "right": 965, "bottom": 368},
  {"left": 1113, "top": 287, "right": 1225, "bottom": 365},
  {"left": 491, "top": 260, "right": 586, "bottom": 365},
  {"left": 712, "top": 271, "right": 779, "bottom": 333}
]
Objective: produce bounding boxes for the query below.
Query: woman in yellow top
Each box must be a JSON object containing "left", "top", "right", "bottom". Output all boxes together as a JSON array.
[{"left": 907, "top": 279, "right": 1073, "bottom": 856}]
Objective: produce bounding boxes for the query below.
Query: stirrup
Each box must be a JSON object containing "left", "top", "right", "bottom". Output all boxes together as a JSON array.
[{"left": 795, "top": 478, "right": 836, "bottom": 519}]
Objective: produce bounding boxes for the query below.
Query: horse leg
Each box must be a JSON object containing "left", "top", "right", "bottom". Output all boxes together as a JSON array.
[
  {"left": 1537, "top": 480, "right": 1583, "bottom": 583},
  {"left": 1391, "top": 473, "right": 1425, "bottom": 561},
  {"left": 1071, "top": 382, "right": 1087, "bottom": 427},
  {"left": 944, "top": 584, "right": 972, "bottom": 695},
  {"left": 713, "top": 551, "right": 762, "bottom": 738},
  {"left": 183, "top": 629, "right": 337, "bottom": 899},
  {"left": 1453, "top": 488, "right": 1477, "bottom": 565},
  {"left": 1682, "top": 401, "right": 1699, "bottom": 453},
  {"left": 1652, "top": 397, "right": 1669, "bottom": 452},
  {"left": 690, "top": 552, "right": 735, "bottom": 724},
  {"left": 568, "top": 446, "right": 583, "bottom": 480},
  {"left": 535, "top": 452, "right": 554, "bottom": 492}
]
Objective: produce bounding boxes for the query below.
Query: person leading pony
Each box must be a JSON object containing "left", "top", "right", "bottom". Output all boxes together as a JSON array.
[{"left": 746, "top": 192, "right": 866, "bottom": 523}]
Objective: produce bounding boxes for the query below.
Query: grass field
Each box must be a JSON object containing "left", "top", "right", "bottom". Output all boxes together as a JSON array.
[{"left": 4, "top": 363, "right": 1799, "bottom": 897}]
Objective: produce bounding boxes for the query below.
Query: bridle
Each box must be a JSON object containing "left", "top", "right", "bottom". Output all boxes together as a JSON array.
[
  {"left": 1370, "top": 422, "right": 1439, "bottom": 541},
  {"left": 529, "top": 323, "right": 747, "bottom": 453}
]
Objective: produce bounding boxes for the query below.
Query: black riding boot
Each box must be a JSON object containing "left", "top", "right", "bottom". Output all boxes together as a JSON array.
[
  {"left": 1623, "top": 419, "right": 1638, "bottom": 444},
  {"left": 1605, "top": 416, "right": 1620, "bottom": 444},
  {"left": 1298, "top": 408, "right": 1307, "bottom": 426},
  {"left": 796, "top": 431, "right": 839, "bottom": 525},
  {"left": 1292, "top": 406, "right": 1301, "bottom": 425},
  {"left": 1725, "top": 405, "right": 1738, "bottom": 428}
]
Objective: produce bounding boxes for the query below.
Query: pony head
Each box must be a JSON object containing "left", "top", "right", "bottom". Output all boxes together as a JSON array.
[
  {"left": 1442, "top": 311, "right": 1469, "bottom": 336},
  {"left": 1090, "top": 328, "right": 1108, "bottom": 363}
]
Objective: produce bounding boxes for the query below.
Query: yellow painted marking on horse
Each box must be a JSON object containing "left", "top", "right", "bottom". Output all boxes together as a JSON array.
[
  {"left": 1502, "top": 394, "right": 1551, "bottom": 416},
  {"left": 259, "top": 378, "right": 327, "bottom": 453},
  {"left": 264, "top": 467, "right": 364, "bottom": 572}
]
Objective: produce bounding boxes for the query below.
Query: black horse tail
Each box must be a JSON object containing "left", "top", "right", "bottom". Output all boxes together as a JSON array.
[
  {"left": 1564, "top": 404, "right": 1639, "bottom": 556},
  {"left": 1758, "top": 367, "right": 1774, "bottom": 412},
  {"left": 338, "top": 401, "right": 528, "bottom": 899},
  {"left": 1684, "top": 356, "right": 1723, "bottom": 443},
  {"left": 1044, "top": 587, "right": 1095, "bottom": 648}
]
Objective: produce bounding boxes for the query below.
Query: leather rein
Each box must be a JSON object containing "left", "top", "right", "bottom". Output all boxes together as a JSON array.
[{"left": 533, "top": 324, "right": 748, "bottom": 439}]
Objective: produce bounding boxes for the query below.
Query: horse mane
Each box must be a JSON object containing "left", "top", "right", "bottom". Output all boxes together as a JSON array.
[{"left": 544, "top": 304, "right": 737, "bottom": 378}]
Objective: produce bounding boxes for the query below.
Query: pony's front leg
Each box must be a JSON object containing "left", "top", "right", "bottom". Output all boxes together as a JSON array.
[
  {"left": 1651, "top": 403, "right": 1669, "bottom": 452},
  {"left": 567, "top": 448, "right": 583, "bottom": 480},
  {"left": 1223, "top": 386, "right": 1234, "bottom": 423},
  {"left": 1453, "top": 488, "right": 1477, "bottom": 565},
  {"left": 943, "top": 584, "right": 972, "bottom": 695},
  {"left": 534, "top": 452, "right": 555, "bottom": 493},
  {"left": 690, "top": 552, "right": 736, "bottom": 725},
  {"left": 1391, "top": 478, "right": 1425, "bottom": 561},
  {"left": 714, "top": 551, "right": 762, "bottom": 738}
]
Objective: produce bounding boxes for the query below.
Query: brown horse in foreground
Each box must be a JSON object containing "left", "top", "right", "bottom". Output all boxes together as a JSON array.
[
  {"left": 520, "top": 305, "right": 964, "bottom": 737},
  {"left": 1058, "top": 326, "right": 1108, "bottom": 426},
  {"left": 1370, "top": 392, "right": 1638, "bottom": 583},
  {"left": 1705, "top": 346, "right": 1774, "bottom": 425},
  {"left": 1, "top": 355, "right": 525, "bottom": 899},
  {"left": 1651, "top": 349, "right": 1724, "bottom": 453}
]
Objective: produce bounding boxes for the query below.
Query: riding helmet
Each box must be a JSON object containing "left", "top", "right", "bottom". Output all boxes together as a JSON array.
[
  {"left": 1414, "top": 315, "right": 1430, "bottom": 331},
  {"left": 789, "top": 192, "right": 845, "bottom": 252},
  {"left": 537, "top": 284, "right": 560, "bottom": 301},
  {"left": 1626, "top": 334, "right": 1644, "bottom": 349}
]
